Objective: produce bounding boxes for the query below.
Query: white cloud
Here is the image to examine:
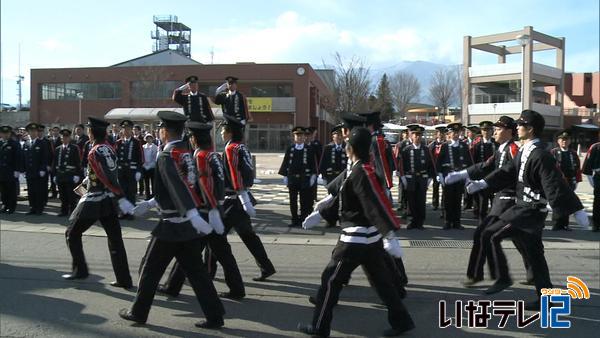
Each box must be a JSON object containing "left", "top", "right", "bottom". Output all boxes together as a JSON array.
[{"left": 39, "top": 38, "right": 70, "bottom": 51}]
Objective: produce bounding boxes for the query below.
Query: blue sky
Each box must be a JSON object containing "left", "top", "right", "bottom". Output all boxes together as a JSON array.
[{"left": 1, "top": 0, "right": 598, "bottom": 104}]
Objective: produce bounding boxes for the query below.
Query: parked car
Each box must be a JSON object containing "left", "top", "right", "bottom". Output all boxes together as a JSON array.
[{"left": 1, "top": 103, "right": 17, "bottom": 112}]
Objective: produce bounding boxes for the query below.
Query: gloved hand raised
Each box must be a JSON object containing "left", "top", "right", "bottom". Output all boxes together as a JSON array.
[
  {"left": 444, "top": 170, "right": 469, "bottom": 185},
  {"left": 466, "top": 179, "right": 488, "bottom": 194}
]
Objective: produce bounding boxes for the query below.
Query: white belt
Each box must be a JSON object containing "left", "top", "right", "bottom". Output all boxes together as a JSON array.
[
  {"left": 499, "top": 196, "right": 516, "bottom": 200},
  {"left": 163, "top": 216, "right": 190, "bottom": 223},
  {"left": 340, "top": 233, "right": 382, "bottom": 244}
]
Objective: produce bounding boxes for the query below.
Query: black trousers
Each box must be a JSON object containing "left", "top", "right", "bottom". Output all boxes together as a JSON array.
[
  {"left": 26, "top": 177, "right": 47, "bottom": 212},
  {"left": 131, "top": 236, "right": 225, "bottom": 323},
  {"left": 163, "top": 232, "right": 245, "bottom": 296},
  {"left": 552, "top": 181, "right": 576, "bottom": 229},
  {"left": 406, "top": 177, "right": 427, "bottom": 227},
  {"left": 65, "top": 213, "right": 132, "bottom": 284},
  {"left": 443, "top": 182, "right": 463, "bottom": 226},
  {"left": 206, "top": 198, "right": 275, "bottom": 276},
  {"left": 431, "top": 180, "right": 440, "bottom": 209},
  {"left": 0, "top": 179, "right": 18, "bottom": 211},
  {"left": 311, "top": 240, "right": 414, "bottom": 336},
  {"left": 49, "top": 173, "right": 58, "bottom": 196},
  {"left": 288, "top": 185, "right": 314, "bottom": 223},
  {"left": 398, "top": 185, "right": 408, "bottom": 213},
  {"left": 477, "top": 192, "right": 492, "bottom": 221},
  {"left": 142, "top": 168, "right": 155, "bottom": 200},
  {"left": 466, "top": 216, "right": 498, "bottom": 281},
  {"left": 57, "top": 181, "right": 77, "bottom": 214},
  {"left": 464, "top": 188, "right": 474, "bottom": 209},
  {"left": 482, "top": 218, "right": 551, "bottom": 297},
  {"left": 118, "top": 169, "right": 137, "bottom": 204}
]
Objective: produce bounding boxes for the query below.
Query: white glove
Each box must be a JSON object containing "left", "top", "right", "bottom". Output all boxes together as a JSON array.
[
  {"left": 208, "top": 208, "right": 225, "bottom": 235},
  {"left": 466, "top": 179, "right": 488, "bottom": 194},
  {"left": 574, "top": 209, "right": 590, "bottom": 229},
  {"left": 39, "top": 171, "right": 46, "bottom": 177},
  {"left": 574, "top": 183, "right": 578, "bottom": 191},
  {"left": 133, "top": 198, "right": 157, "bottom": 217},
  {"left": 393, "top": 171, "right": 400, "bottom": 177},
  {"left": 215, "top": 82, "right": 228, "bottom": 95},
  {"left": 383, "top": 237, "right": 404, "bottom": 258},
  {"left": 427, "top": 178, "right": 433, "bottom": 187},
  {"left": 315, "top": 194, "right": 335, "bottom": 211},
  {"left": 317, "top": 175, "right": 325, "bottom": 186},
  {"left": 444, "top": 170, "right": 469, "bottom": 185},
  {"left": 400, "top": 176, "right": 407, "bottom": 188},
  {"left": 240, "top": 119, "right": 247, "bottom": 126},
  {"left": 13, "top": 171, "right": 19, "bottom": 179},
  {"left": 53, "top": 177, "right": 57, "bottom": 184},
  {"left": 437, "top": 173, "right": 445, "bottom": 186},
  {"left": 238, "top": 190, "right": 256, "bottom": 217},
  {"left": 283, "top": 176, "right": 288, "bottom": 185},
  {"left": 187, "top": 209, "right": 212, "bottom": 235},
  {"left": 176, "top": 83, "right": 190, "bottom": 91},
  {"left": 135, "top": 172, "right": 142, "bottom": 182},
  {"left": 302, "top": 210, "right": 322, "bottom": 229},
  {"left": 82, "top": 176, "right": 89, "bottom": 186},
  {"left": 118, "top": 197, "right": 135, "bottom": 215},
  {"left": 310, "top": 174, "right": 317, "bottom": 186},
  {"left": 73, "top": 176, "right": 80, "bottom": 184},
  {"left": 587, "top": 175, "right": 594, "bottom": 188}
]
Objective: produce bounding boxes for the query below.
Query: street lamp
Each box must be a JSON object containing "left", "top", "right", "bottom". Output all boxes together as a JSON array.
[
  {"left": 76, "top": 92, "right": 84, "bottom": 124},
  {"left": 516, "top": 34, "right": 530, "bottom": 111},
  {"left": 435, "top": 106, "right": 440, "bottom": 123}
]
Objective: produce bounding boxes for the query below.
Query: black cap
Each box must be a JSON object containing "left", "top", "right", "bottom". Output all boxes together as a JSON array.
[
  {"left": 341, "top": 112, "right": 367, "bottom": 130},
  {"left": 87, "top": 117, "right": 110, "bottom": 129},
  {"left": 60, "top": 129, "right": 72, "bottom": 136},
  {"left": 479, "top": 121, "right": 494, "bottom": 129},
  {"left": 347, "top": 127, "right": 372, "bottom": 159},
  {"left": 0, "top": 125, "right": 12, "bottom": 133},
  {"left": 408, "top": 125, "right": 425, "bottom": 134},
  {"left": 157, "top": 111, "right": 187, "bottom": 129},
  {"left": 359, "top": 111, "right": 382, "bottom": 127},
  {"left": 307, "top": 126, "right": 317, "bottom": 133},
  {"left": 75, "top": 124, "right": 85, "bottom": 129},
  {"left": 25, "top": 123, "right": 40, "bottom": 131},
  {"left": 186, "top": 121, "right": 213, "bottom": 134},
  {"left": 291, "top": 126, "right": 305, "bottom": 134},
  {"left": 493, "top": 116, "right": 516, "bottom": 129},
  {"left": 556, "top": 129, "right": 571, "bottom": 140},
  {"left": 144, "top": 133, "right": 154, "bottom": 139},
  {"left": 37, "top": 124, "right": 46, "bottom": 131},
  {"left": 330, "top": 124, "right": 343, "bottom": 134},
  {"left": 467, "top": 125, "right": 480, "bottom": 133},
  {"left": 133, "top": 124, "right": 142, "bottom": 130},
  {"left": 120, "top": 120, "right": 134, "bottom": 128},
  {"left": 221, "top": 114, "right": 244, "bottom": 129},
  {"left": 225, "top": 76, "right": 239, "bottom": 83},
  {"left": 435, "top": 126, "right": 447, "bottom": 133},
  {"left": 51, "top": 126, "right": 60, "bottom": 131},
  {"left": 185, "top": 75, "right": 199, "bottom": 83},
  {"left": 516, "top": 110, "right": 545, "bottom": 133},
  {"left": 447, "top": 122, "right": 463, "bottom": 132}
]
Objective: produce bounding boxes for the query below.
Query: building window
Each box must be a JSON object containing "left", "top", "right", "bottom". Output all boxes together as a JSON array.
[
  {"left": 244, "top": 123, "right": 293, "bottom": 152},
  {"left": 250, "top": 83, "right": 293, "bottom": 97},
  {"left": 131, "top": 80, "right": 181, "bottom": 99},
  {"left": 41, "top": 82, "right": 121, "bottom": 100}
]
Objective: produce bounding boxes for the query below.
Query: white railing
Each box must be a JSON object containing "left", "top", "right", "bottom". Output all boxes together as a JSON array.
[
  {"left": 469, "top": 62, "right": 562, "bottom": 79},
  {"left": 468, "top": 102, "right": 562, "bottom": 117}
]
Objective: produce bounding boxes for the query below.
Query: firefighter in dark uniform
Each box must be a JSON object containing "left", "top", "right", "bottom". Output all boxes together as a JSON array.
[
  {"left": 63, "top": 117, "right": 134, "bottom": 288},
  {"left": 49, "top": 126, "right": 62, "bottom": 198},
  {"left": 298, "top": 127, "right": 415, "bottom": 338},
  {"left": 22, "top": 123, "right": 51, "bottom": 215},
  {"left": 0, "top": 126, "right": 23, "bottom": 213},
  {"left": 307, "top": 126, "right": 323, "bottom": 202},
  {"left": 550, "top": 129, "right": 582, "bottom": 231},
  {"left": 582, "top": 140, "right": 600, "bottom": 232},
  {"left": 279, "top": 127, "right": 318, "bottom": 227},
  {"left": 471, "top": 121, "right": 498, "bottom": 221},
  {"left": 428, "top": 126, "right": 446, "bottom": 212},
  {"left": 463, "top": 125, "right": 479, "bottom": 212},
  {"left": 172, "top": 75, "right": 215, "bottom": 123},
  {"left": 360, "top": 112, "right": 395, "bottom": 199},
  {"left": 466, "top": 110, "right": 589, "bottom": 309},
  {"left": 398, "top": 125, "right": 435, "bottom": 229},
  {"left": 445, "top": 116, "right": 533, "bottom": 289},
  {"left": 38, "top": 124, "right": 53, "bottom": 206},
  {"left": 74, "top": 124, "right": 89, "bottom": 156},
  {"left": 211, "top": 115, "right": 276, "bottom": 282},
  {"left": 119, "top": 112, "right": 225, "bottom": 329},
  {"left": 80, "top": 139, "right": 93, "bottom": 178},
  {"left": 436, "top": 122, "right": 473, "bottom": 229},
  {"left": 114, "top": 120, "right": 144, "bottom": 219},
  {"left": 214, "top": 76, "right": 252, "bottom": 127},
  {"left": 319, "top": 125, "right": 347, "bottom": 185},
  {"left": 53, "top": 129, "right": 82, "bottom": 216},
  {"left": 395, "top": 130, "right": 412, "bottom": 215},
  {"left": 155, "top": 121, "right": 246, "bottom": 300}
]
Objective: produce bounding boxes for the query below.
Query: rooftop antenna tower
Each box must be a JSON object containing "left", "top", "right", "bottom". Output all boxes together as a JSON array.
[
  {"left": 151, "top": 15, "right": 192, "bottom": 57},
  {"left": 16, "top": 43, "right": 24, "bottom": 110}
]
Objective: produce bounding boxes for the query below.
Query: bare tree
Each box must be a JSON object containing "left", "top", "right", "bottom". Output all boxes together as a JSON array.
[
  {"left": 428, "top": 67, "right": 460, "bottom": 116},
  {"left": 327, "top": 52, "right": 372, "bottom": 116},
  {"left": 389, "top": 71, "right": 421, "bottom": 119}
]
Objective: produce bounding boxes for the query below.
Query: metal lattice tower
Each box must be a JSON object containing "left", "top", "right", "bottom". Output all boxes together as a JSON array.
[{"left": 151, "top": 15, "right": 191, "bottom": 57}]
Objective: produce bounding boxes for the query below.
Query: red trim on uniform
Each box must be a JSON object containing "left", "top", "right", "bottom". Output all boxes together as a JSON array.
[
  {"left": 362, "top": 163, "right": 401, "bottom": 229},
  {"left": 196, "top": 151, "right": 218, "bottom": 209},
  {"left": 88, "top": 142, "right": 123, "bottom": 196},
  {"left": 225, "top": 143, "right": 243, "bottom": 191},
  {"left": 508, "top": 142, "right": 519, "bottom": 159},
  {"left": 169, "top": 147, "right": 202, "bottom": 207},
  {"left": 376, "top": 135, "right": 393, "bottom": 188}
]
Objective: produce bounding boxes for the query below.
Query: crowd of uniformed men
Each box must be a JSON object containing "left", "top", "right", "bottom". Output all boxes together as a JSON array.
[{"left": 0, "top": 73, "right": 599, "bottom": 337}]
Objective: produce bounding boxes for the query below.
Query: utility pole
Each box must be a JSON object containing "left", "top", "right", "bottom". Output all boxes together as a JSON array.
[
  {"left": 210, "top": 46, "right": 214, "bottom": 64},
  {"left": 16, "top": 43, "right": 24, "bottom": 110}
]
